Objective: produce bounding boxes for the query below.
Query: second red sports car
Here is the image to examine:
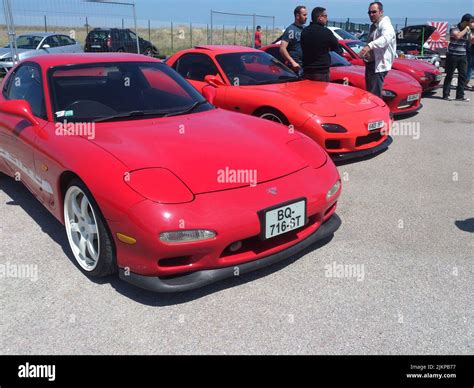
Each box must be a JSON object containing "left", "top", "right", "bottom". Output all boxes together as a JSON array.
[
  {"left": 263, "top": 44, "right": 424, "bottom": 116},
  {"left": 167, "top": 45, "right": 393, "bottom": 161}
]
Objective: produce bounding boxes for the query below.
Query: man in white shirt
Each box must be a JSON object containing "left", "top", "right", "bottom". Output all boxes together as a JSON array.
[{"left": 358, "top": 2, "right": 396, "bottom": 98}]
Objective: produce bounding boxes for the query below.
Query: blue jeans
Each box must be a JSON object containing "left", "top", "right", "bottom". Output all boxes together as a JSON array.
[{"left": 467, "top": 51, "right": 474, "bottom": 82}]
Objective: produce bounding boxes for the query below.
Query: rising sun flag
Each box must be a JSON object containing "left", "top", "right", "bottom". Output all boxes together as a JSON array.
[{"left": 426, "top": 21, "right": 449, "bottom": 49}]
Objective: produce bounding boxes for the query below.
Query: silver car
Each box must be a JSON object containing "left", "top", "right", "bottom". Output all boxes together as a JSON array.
[{"left": 0, "top": 32, "right": 83, "bottom": 74}]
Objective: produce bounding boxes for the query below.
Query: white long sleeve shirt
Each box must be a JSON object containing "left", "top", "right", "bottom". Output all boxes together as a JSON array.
[{"left": 367, "top": 15, "right": 397, "bottom": 73}]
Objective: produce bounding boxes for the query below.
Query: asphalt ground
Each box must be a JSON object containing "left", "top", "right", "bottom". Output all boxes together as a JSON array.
[{"left": 0, "top": 82, "right": 472, "bottom": 355}]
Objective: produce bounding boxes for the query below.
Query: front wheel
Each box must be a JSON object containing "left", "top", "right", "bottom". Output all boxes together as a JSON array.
[
  {"left": 255, "top": 108, "right": 289, "bottom": 125},
  {"left": 63, "top": 179, "right": 116, "bottom": 277}
]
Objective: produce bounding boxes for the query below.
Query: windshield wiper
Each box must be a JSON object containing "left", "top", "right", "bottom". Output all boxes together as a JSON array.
[
  {"left": 163, "top": 100, "right": 208, "bottom": 117},
  {"left": 254, "top": 76, "right": 300, "bottom": 85},
  {"left": 94, "top": 110, "right": 168, "bottom": 122}
]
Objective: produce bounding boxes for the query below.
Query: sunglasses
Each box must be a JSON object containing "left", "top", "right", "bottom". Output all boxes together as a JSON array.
[{"left": 368, "top": 10, "right": 378, "bottom": 14}]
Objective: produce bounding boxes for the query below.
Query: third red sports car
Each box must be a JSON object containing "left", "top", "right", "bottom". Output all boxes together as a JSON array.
[
  {"left": 337, "top": 39, "right": 442, "bottom": 92},
  {"left": 167, "top": 45, "right": 393, "bottom": 161},
  {"left": 263, "top": 44, "right": 424, "bottom": 117}
]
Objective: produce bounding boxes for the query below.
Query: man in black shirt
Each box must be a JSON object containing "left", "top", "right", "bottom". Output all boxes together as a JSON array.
[{"left": 300, "top": 7, "right": 338, "bottom": 82}]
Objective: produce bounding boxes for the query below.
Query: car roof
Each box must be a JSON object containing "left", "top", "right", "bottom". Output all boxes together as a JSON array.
[
  {"left": 17, "top": 32, "right": 58, "bottom": 38},
  {"left": 193, "top": 45, "right": 260, "bottom": 53},
  {"left": 25, "top": 53, "right": 159, "bottom": 68}
]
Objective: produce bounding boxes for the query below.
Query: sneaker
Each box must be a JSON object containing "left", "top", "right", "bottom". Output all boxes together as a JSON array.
[
  {"left": 465, "top": 84, "right": 473, "bottom": 91},
  {"left": 455, "top": 97, "right": 470, "bottom": 102},
  {"left": 443, "top": 96, "right": 453, "bottom": 101}
]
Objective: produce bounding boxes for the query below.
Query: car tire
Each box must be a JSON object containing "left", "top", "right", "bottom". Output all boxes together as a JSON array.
[
  {"left": 143, "top": 47, "right": 153, "bottom": 56},
  {"left": 254, "top": 108, "right": 289, "bottom": 125},
  {"left": 63, "top": 179, "right": 117, "bottom": 278}
]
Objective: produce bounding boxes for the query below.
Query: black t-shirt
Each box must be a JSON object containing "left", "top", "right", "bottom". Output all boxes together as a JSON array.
[
  {"left": 301, "top": 22, "right": 339, "bottom": 74},
  {"left": 281, "top": 23, "right": 304, "bottom": 65}
]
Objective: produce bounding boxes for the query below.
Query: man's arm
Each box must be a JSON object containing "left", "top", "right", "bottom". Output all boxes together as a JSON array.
[
  {"left": 280, "top": 39, "right": 301, "bottom": 69},
  {"left": 451, "top": 26, "right": 470, "bottom": 40},
  {"left": 327, "top": 30, "right": 339, "bottom": 51},
  {"left": 368, "top": 19, "right": 395, "bottom": 50}
]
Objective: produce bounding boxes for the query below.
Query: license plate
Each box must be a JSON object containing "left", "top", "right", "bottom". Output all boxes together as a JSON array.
[
  {"left": 260, "top": 199, "right": 306, "bottom": 239},
  {"left": 91, "top": 45, "right": 101, "bottom": 48},
  {"left": 368, "top": 120, "right": 385, "bottom": 131},
  {"left": 435, "top": 74, "right": 442, "bottom": 81},
  {"left": 407, "top": 94, "right": 420, "bottom": 102}
]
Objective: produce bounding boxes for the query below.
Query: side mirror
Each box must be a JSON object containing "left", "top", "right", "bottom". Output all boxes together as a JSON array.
[
  {"left": 0, "top": 100, "right": 40, "bottom": 126},
  {"left": 204, "top": 74, "right": 225, "bottom": 87},
  {"left": 202, "top": 85, "right": 216, "bottom": 105},
  {"left": 342, "top": 52, "right": 352, "bottom": 60},
  {"left": 42, "top": 44, "right": 50, "bottom": 50}
]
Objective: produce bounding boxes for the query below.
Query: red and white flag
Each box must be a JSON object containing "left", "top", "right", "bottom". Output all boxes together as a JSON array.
[{"left": 426, "top": 21, "right": 449, "bottom": 49}]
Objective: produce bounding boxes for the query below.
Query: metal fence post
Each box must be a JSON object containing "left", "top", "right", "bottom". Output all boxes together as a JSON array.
[
  {"left": 44, "top": 15, "right": 47, "bottom": 32},
  {"left": 190, "top": 22, "right": 193, "bottom": 48},
  {"left": 148, "top": 19, "right": 151, "bottom": 42},
  {"left": 171, "top": 21, "right": 173, "bottom": 52},
  {"left": 210, "top": 10, "right": 213, "bottom": 44}
]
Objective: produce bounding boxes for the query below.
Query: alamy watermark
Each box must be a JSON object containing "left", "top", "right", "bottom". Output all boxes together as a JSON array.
[
  {"left": 324, "top": 261, "right": 365, "bottom": 282},
  {"left": 55, "top": 119, "right": 95, "bottom": 140},
  {"left": 217, "top": 167, "right": 258, "bottom": 186},
  {"left": 0, "top": 262, "right": 38, "bottom": 282}
]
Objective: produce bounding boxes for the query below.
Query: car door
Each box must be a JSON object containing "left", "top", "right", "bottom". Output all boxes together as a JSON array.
[
  {"left": 172, "top": 53, "right": 227, "bottom": 103},
  {"left": 41, "top": 35, "right": 62, "bottom": 54},
  {"left": 0, "top": 63, "right": 49, "bottom": 201}
]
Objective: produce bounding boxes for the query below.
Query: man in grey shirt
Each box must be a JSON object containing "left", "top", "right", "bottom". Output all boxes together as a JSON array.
[{"left": 280, "top": 6, "right": 308, "bottom": 74}]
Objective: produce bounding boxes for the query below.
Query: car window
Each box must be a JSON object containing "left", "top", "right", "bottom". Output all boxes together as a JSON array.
[
  {"left": 334, "top": 29, "right": 357, "bottom": 40},
  {"left": 346, "top": 41, "right": 366, "bottom": 55},
  {"left": 128, "top": 31, "right": 137, "bottom": 40},
  {"left": 174, "top": 53, "right": 219, "bottom": 82},
  {"left": 43, "top": 35, "right": 60, "bottom": 48},
  {"left": 58, "top": 35, "right": 76, "bottom": 46},
  {"left": 265, "top": 47, "right": 285, "bottom": 63},
  {"left": 49, "top": 62, "right": 211, "bottom": 122},
  {"left": 216, "top": 52, "right": 298, "bottom": 85},
  {"left": 16, "top": 35, "right": 44, "bottom": 49},
  {"left": 329, "top": 52, "right": 351, "bottom": 67},
  {"left": 88, "top": 30, "right": 109, "bottom": 41},
  {"left": 6, "top": 63, "right": 46, "bottom": 119}
]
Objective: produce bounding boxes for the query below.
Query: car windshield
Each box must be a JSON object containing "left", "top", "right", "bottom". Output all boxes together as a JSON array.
[
  {"left": 216, "top": 52, "right": 299, "bottom": 86},
  {"left": 49, "top": 62, "right": 212, "bottom": 122},
  {"left": 334, "top": 29, "right": 358, "bottom": 40},
  {"left": 346, "top": 41, "right": 366, "bottom": 55},
  {"left": 16, "top": 35, "right": 44, "bottom": 49},
  {"left": 330, "top": 51, "right": 351, "bottom": 67}
]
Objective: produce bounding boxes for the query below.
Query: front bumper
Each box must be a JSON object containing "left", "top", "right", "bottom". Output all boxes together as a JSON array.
[
  {"left": 119, "top": 213, "right": 341, "bottom": 292},
  {"left": 392, "top": 103, "right": 423, "bottom": 117},
  {"left": 330, "top": 136, "right": 393, "bottom": 162}
]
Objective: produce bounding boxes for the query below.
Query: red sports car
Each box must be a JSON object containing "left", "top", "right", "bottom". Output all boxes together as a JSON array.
[
  {"left": 166, "top": 45, "right": 393, "bottom": 161},
  {"left": 0, "top": 54, "right": 342, "bottom": 292},
  {"left": 337, "top": 39, "right": 442, "bottom": 92},
  {"left": 262, "top": 44, "right": 423, "bottom": 117}
]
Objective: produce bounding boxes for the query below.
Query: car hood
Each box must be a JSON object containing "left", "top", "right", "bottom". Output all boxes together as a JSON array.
[
  {"left": 88, "top": 108, "right": 326, "bottom": 194},
  {"left": 0, "top": 48, "right": 31, "bottom": 58},
  {"left": 394, "top": 58, "right": 439, "bottom": 73},
  {"left": 242, "top": 79, "right": 380, "bottom": 116},
  {"left": 397, "top": 25, "right": 436, "bottom": 44}
]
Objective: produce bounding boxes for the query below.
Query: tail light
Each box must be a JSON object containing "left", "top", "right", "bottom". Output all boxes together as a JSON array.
[{"left": 106, "top": 35, "right": 112, "bottom": 48}]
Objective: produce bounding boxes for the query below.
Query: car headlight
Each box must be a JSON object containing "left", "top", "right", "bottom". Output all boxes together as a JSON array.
[
  {"left": 382, "top": 89, "right": 396, "bottom": 98},
  {"left": 124, "top": 168, "right": 194, "bottom": 204},
  {"left": 321, "top": 123, "right": 347, "bottom": 133},
  {"left": 0, "top": 57, "right": 12, "bottom": 62},
  {"left": 326, "top": 180, "right": 341, "bottom": 201},
  {"left": 160, "top": 230, "right": 216, "bottom": 244}
]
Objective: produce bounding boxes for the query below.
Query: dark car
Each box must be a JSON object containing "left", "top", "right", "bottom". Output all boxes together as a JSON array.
[{"left": 84, "top": 28, "right": 159, "bottom": 57}]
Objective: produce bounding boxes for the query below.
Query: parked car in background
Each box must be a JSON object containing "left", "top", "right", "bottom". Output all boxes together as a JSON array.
[
  {"left": 0, "top": 32, "right": 82, "bottom": 75},
  {"left": 396, "top": 25, "right": 443, "bottom": 67},
  {"left": 337, "top": 39, "right": 442, "bottom": 92},
  {"left": 167, "top": 45, "right": 393, "bottom": 161},
  {"left": 84, "top": 28, "right": 159, "bottom": 57},
  {"left": 263, "top": 44, "right": 423, "bottom": 117},
  {"left": 327, "top": 27, "right": 358, "bottom": 41}
]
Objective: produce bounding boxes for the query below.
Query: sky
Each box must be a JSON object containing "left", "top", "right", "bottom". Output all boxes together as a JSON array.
[
  {"left": 3, "top": 0, "right": 473, "bottom": 28},
  {"left": 135, "top": 0, "right": 473, "bottom": 24}
]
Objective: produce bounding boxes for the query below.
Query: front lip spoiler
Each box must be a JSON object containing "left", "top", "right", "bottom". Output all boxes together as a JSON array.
[
  {"left": 392, "top": 102, "right": 423, "bottom": 117},
  {"left": 330, "top": 136, "right": 393, "bottom": 162},
  {"left": 119, "top": 213, "right": 342, "bottom": 293}
]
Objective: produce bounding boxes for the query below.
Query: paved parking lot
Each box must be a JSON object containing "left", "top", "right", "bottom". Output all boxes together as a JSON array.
[{"left": 0, "top": 85, "right": 472, "bottom": 355}]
